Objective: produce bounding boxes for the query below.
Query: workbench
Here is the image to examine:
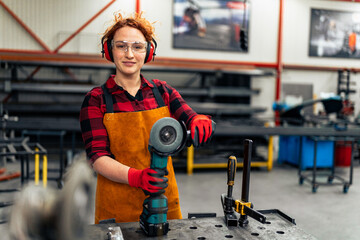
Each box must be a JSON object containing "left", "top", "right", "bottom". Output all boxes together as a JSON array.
[{"left": 85, "top": 212, "right": 317, "bottom": 240}]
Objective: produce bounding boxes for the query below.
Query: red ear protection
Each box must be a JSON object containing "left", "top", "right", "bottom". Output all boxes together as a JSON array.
[
  {"left": 144, "top": 40, "right": 157, "bottom": 63},
  {"left": 101, "top": 38, "right": 157, "bottom": 64},
  {"left": 102, "top": 38, "right": 114, "bottom": 62}
]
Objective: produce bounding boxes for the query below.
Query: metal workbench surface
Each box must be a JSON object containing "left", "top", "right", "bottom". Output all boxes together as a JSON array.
[{"left": 85, "top": 213, "right": 317, "bottom": 240}]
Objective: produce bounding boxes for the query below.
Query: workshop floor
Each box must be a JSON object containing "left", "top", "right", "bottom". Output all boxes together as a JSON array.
[{"left": 0, "top": 157, "right": 359, "bottom": 240}]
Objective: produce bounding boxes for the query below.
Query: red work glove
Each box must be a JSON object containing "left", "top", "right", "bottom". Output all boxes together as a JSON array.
[
  {"left": 128, "top": 167, "right": 168, "bottom": 194},
  {"left": 190, "top": 115, "right": 215, "bottom": 148}
]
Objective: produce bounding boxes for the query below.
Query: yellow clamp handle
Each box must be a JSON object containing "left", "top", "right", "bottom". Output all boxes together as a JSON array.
[{"left": 234, "top": 200, "right": 252, "bottom": 216}]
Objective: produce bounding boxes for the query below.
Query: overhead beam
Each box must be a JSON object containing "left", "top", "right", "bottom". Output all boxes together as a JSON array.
[
  {"left": 0, "top": 1, "right": 51, "bottom": 52},
  {"left": 54, "top": 0, "right": 117, "bottom": 53}
]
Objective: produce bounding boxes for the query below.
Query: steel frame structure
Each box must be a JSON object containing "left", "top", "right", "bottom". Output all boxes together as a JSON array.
[{"left": 0, "top": 0, "right": 359, "bottom": 104}]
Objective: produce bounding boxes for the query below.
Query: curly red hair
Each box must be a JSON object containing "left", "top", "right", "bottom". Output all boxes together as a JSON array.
[{"left": 103, "top": 12, "right": 155, "bottom": 43}]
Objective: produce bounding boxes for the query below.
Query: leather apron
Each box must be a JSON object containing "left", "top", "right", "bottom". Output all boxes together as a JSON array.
[{"left": 94, "top": 81, "right": 182, "bottom": 223}]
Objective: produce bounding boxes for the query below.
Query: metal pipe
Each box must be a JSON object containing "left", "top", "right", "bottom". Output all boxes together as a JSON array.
[
  {"left": 239, "top": 139, "right": 252, "bottom": 226},
  {"left": 136, "top": 0, "right": 141, "bottom": 13},
  {"left": 333, "top": 0, "right": 360, "bottom": 2},
  {"left": 274, "top": 0, "right": 284, "bottom": 125},
  {"left": 154, "top": 57, "right": 277, "bottom": 69},
  {"left": 284, "top": 64, "right": 360, "bottom": 72},
  {"left": 275, "top": 0, "right": 284, "bottom": 101},
  {"left": 241, "top": 139, "right": 252, "bottom": 203},
  {"left": 2, "top": 51, "right": 360, "bottom": 72}
]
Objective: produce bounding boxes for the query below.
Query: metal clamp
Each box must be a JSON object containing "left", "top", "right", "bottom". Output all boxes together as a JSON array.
[{"left": 234, "top": 200, "right": 252, "bottom": 216}]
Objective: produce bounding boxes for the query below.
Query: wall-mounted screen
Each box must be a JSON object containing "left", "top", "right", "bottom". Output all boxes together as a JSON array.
[
  {"left": 309, "top": 8, "right": 360, "bottom": 59},
  {"left": 173, "top": 0, "right": 250, "bottom": 52}
]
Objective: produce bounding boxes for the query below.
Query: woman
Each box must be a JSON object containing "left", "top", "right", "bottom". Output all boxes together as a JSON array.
[{"left": 80, "top": 12, "right": 214, "bottom": 224}]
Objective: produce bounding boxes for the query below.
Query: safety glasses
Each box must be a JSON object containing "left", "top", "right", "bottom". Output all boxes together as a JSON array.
[{"left": 112, "top": 40, "right": 147, "bottom": 53}]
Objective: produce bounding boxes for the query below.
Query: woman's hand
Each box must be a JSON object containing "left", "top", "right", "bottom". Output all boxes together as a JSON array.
[
  {"left": 128, "top": 168, "right": 168, "bottom": 194},
  {"left": 190, "top": 115, "right": 215, "bottom": 147}
]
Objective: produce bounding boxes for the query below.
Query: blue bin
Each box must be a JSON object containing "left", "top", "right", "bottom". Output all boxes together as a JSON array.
[{"left": 278, "top": 136, "right": 334, "bottom": 170}]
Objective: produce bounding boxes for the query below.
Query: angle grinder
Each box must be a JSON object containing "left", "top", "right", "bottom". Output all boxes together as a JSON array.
[
  {"left": 140, "top": 117, "right": 216, "bottom": 236},
  {"left": 139, "top": 117, "right": 187, "bottom": 237}
]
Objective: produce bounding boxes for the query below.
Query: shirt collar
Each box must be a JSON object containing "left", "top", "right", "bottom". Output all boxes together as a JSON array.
[
  {"left": 141, "top": 74, "right": 155, "bottom": 89},
  {"left": 105, "top": 75, "right": 119, "bottom": 93},
  {"left": 105, "top": 74, "right": 154, "bottom": 94}
]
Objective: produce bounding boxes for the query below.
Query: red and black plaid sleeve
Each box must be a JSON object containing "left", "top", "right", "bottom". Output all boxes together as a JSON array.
[{"left": 79, "top": 86, "right": 114, "bottom": 165}]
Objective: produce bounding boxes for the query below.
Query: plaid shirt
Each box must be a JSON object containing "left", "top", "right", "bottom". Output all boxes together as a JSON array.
[{"left": 80, "top": 75, "right": 197, "bottom": 164}]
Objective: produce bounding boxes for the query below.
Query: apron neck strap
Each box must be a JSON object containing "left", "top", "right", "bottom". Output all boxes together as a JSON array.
[
  {"left": 148, "top": 80, "right": 165, "bottom": 107},
  {"left": 101, "top": 84, "right": 114, "bottom": 113}
]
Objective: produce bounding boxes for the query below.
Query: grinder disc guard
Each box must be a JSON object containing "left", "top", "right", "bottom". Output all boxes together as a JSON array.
[{"left": 149, "top": 117, "right": 184, "bottom": 154}]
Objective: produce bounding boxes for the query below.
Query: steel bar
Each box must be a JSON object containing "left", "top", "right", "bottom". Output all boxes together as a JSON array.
[
  {"left": 241, "top": 140, "right": 252, "bottom": 203},
  {"left": 1, "top": 59, "right": 274, "bottom": 76},
  {"left": 189, "top": 102, "right": 266, "bottom": 115},
  {"left": 275, "top": 0, "right": 284, "bottom": 102},
  {"left": 136, "top": 0, "right": 141, "bottom": 13},
  {"left": 350, "top": 140, "right": 354, "bottom": 185},
  {"left": 239, "top": 139, "right": 252, "bottom": 227}
]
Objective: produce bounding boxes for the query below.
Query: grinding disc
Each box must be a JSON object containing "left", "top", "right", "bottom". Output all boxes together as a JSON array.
[{"left": 149, "top": 117, "right": 184, "bottom": 154}]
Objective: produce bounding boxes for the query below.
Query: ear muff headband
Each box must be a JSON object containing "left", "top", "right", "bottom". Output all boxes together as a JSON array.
[{"left": 101, "top": 37, "right": 157, "bottom": 64}]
